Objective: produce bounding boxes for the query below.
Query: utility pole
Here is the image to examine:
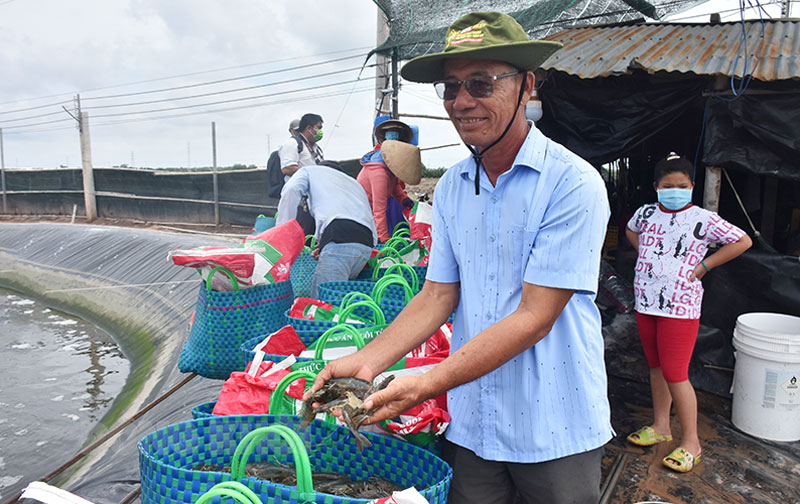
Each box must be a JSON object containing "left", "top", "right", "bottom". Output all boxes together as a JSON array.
[
  {"left": 66, "top": 94, "right": 97, "bottom": 222},
  {"left": 375, "top": 8, "right": 392, "bottom": 122},
  {"left": 391, "top": 47, "right": 399, "bottom": 119},
  {"left": 0, "top": 127, "right": 7, "bottom": 213},
  {"left": 781, "top": 0, "right": 791, "bottom": 17},
  {"left": 211, "top": 121, "right": 219, "bottom": 226}
]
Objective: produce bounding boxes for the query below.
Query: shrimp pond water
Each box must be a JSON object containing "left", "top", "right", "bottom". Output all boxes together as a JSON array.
[{"left": 0, "top": 288, "right": 128, "bottom": 500}]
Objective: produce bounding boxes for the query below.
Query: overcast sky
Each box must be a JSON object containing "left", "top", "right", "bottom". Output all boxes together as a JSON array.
[{"left": 0, "top": 0, "right": 786, "bottom": 171}]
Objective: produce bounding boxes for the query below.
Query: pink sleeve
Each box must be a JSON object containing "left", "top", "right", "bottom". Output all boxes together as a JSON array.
[
  {"left": 361, "top": 163, "right": 393, "bottom": 242},
  {"left": 391, "top": 178, "right": 408, "bottom": 203}
]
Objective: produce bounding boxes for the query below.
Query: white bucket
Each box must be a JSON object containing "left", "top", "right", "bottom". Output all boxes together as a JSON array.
[{"left": 731, "top": 312, "right": 800, "bottom": 442}]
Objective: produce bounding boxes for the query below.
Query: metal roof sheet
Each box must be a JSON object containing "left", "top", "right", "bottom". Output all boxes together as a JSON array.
[{"left": 541, "top": 20, "right": 800, "bottom": 81}]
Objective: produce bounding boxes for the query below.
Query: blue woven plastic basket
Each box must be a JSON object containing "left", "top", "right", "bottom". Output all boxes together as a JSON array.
[
  {"left": 357, "top": 265, "right": 427, "bottom": 285},
  {"left": 179, "top": 274, "right": 294, "bottom": 380},
  {"left": 138, "top": 415, "right": 452, "bottom": 504},
  {"left": 283, "top": 298, "right": 385, "bottom": 337},
  {"left": 192, "top": 401, "right": 217, "bottom": 419}
]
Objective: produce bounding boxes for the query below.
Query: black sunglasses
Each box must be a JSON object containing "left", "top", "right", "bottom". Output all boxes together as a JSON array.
[{"left": 433, "top": 70, "right": 521, "bottom": 101}]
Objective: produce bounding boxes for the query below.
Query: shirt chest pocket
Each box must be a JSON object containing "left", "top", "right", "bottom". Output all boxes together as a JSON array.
[{"left": 499, "top": 224, "right": 538, "bottom": 282}]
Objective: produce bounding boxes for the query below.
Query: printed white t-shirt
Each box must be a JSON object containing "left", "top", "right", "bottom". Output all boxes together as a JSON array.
[{"left": 627, "top": 203, "right": 745, "bottom": 319}]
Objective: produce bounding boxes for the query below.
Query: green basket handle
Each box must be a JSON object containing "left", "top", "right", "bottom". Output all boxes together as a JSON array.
[
  {"left": 303, "top": 234, "right": 317, "bottom": 253},
  {"left": 337, "top": 300, "right": 386, "bottom": 328},
  {"left": 371, "top": 256, "right": 401, "bottom": 279},
  {"left": 375, "top": 247, "right": 401, "bottom": 260},
  {"left": 371, "top": 274, "right": 414, "bottom": 305},
  {"left": 392, "top": 221, "right": 410, "bottom": 236},
  {"left": 268, "top": 369, "right": 318, "bottom": 415},
  {"left": 339, "top": 291, "right": 374, "bottom": 310},
  {"left": 205, "top": 266, "right": 239, "bottom": 292},
  {"left": 313, "top": 323, "right": 367, "bottom": 361},
  {"left": 195, "top": 482, "right": 262, "bottom": 504},
  {"left": 383, "top": 236, "right": 410, "bottom": 251},
  {"left": 231, "top": 425, "right": 314, "bottom": 493},
  {"left": 372, "top": 273, "right": 411, "bottom": 294},
  {"left": 392, "top": 226, "right": 411, "bottom": 239},
  {"left": 383, "top": 263, "right": 419, "bottom": 291}
]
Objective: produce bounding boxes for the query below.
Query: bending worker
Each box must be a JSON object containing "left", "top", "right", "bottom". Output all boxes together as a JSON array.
[
  {"left": 307, "top": 12, "right": 614, "bottom": 504},
  {"left": 275, "top": 161, "right": 377, "bottom": 298},
  {"left": 357, "top": 119, "right": 421, "bottom": 242}
]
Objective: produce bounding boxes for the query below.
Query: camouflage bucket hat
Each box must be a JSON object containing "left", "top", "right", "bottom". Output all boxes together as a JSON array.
[{"left": 400, "top": 11, "right": 563, "bottom": 83}]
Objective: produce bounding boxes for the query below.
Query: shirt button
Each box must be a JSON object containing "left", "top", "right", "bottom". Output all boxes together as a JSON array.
[
  {"left": 489, "top": 235, "right": 496, "bottom": 242},
  {"left": 486, "top": 312, "right": 492, "bottom": 319},
  {"left": 489, "top": 273, "right": 495, "bottom": 280},
  {"left": 492, "top": 196, "right": 498, "bottom": 203}
]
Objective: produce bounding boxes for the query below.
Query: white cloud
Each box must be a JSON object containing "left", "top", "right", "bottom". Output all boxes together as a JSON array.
[{"left": 0, "top": 1, "right": 472, "bottom": 171}]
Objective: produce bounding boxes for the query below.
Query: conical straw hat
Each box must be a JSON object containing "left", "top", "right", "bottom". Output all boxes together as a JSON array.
[{"left": 381, "top": 140, "right": 422, "bottom": 185}]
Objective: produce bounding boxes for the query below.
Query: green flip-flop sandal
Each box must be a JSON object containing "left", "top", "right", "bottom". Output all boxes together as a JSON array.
[{"left": 626, "top": 425, "right": 673, "bottom": 446}]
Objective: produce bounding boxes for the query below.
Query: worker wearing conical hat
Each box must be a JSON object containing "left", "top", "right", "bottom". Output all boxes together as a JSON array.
[{"left": 356, "top": 119, "right": 421, "bottom": 242}]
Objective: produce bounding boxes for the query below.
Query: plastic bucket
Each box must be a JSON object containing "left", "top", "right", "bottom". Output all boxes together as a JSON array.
[{"left": 731, "top": 312, "right": 800, "bottom": 442}]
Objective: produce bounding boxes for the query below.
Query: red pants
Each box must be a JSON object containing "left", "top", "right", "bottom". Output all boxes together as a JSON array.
[{"left": 635, "top": 312, "right": 700, "bottom": 383}]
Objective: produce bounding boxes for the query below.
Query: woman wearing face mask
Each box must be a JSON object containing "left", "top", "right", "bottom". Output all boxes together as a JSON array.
[
  {"left": 624, "top": 153, "right": 752, "bottom": 473},
  {"left": 357, "top": 119, "right": 421, "bottom": 242}
]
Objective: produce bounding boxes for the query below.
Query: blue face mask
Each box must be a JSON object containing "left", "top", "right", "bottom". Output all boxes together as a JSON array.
[
  {"left": 384, "top": 130, "right": 400, "bottom": 141},
  {"left": 657, "top": 188, "right": 692, "bottom": 210}
]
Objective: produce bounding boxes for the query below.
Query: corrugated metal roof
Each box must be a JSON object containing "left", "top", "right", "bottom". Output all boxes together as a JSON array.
[{"left": 541, "top": 20, "right": 800, "bottom": 81}]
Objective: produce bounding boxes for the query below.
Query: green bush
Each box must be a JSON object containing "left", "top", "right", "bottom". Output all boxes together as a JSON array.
[{"left": 421, "top": 166, "right": 446, "bottom": 178}]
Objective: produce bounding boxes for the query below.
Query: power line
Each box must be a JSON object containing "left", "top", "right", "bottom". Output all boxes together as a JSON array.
[
  {"left": 1, "top": 86, "right": 377, "bottom": 135},
  {"left": 92, "top": 86, "right": 376, "bottom": 128},
  {"left": 0, "top": 45, "right": 372, "bottom": 107},
  {"left": 82, "top": 65, "right": 376, "bottom": 111},
  {"left": 1, "top": 63, "right": 380, "bottom": 127},
  {"left": 0, "top": 99, "right": 73, "bottom": 116},
  {"left": 0, "top": 52, "right": 370, "bottom": 117},
  {"left": 90, "top": 77, "right": 379, "bottom": 119},
  {"left": 1, "top": 76, "right": 377, "bottom": 129},
  {"left": 82, "top": 53, "right": 370, "bottom": 101}
]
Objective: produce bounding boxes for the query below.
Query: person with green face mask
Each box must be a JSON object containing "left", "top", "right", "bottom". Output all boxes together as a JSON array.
[{"left": 278, "top": 113, "right": 325, "bottom": 179}]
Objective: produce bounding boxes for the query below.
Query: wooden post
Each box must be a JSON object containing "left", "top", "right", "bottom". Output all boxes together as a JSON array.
[
  {"left": 211, "top": 121, "right": 219, "bottom": 226},
  {"left": 703, "top": 165, "right": 722, "bottom": 213},
  {"left": 0, "top": 127, "right": 7, "bottom": 213},
  {"left": 79, "top": 111, "right": 97, "bottom": 221}
]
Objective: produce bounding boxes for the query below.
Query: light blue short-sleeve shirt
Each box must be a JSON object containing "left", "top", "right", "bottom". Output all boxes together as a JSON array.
[{"left": 427, "top": 124, "right": 614, "bottom": 463}]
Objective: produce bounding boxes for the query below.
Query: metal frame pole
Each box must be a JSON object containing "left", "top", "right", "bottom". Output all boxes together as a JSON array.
[
  {"left": 0, "top": 127, "right": 7, "bottom": 213},
  {"left": 212, "top": 121, "right": 219, "bottom": 226},
  {"left": 391, "top": 47, "right": 399, "bottom": 119}
]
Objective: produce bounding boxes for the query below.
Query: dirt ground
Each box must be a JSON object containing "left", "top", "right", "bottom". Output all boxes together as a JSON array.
[{"left": 406, "top": 177, "right": 439, "bottom": 200}]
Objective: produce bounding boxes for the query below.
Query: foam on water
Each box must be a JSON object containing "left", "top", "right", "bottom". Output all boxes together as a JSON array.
[{"left": 0, "top": 288, "right": 128, "bottom": 497}]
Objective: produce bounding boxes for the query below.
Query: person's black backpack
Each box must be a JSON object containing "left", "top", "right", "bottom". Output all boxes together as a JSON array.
[{"left": 267, "top": 136, "right": 303, "bottom": 198}]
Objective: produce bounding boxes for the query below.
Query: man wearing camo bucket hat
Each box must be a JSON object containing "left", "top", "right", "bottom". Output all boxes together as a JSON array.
[{"left": 308, "top": 12, "right": 613, "bottom": 503}]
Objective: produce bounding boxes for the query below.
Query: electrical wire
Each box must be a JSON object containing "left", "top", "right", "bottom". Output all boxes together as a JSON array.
[
  {"left": 91, "top": 86, "right": 376, "bottom": 127},
  {"left": 2, "top": 86, "right": 376, "bottom": 135},
  {"left": 0, "top": 99, "right": 73, "bottom": 116},
  {"left": 81, "top": 65, "right": 375, "bottom": 111},
  {"left": 90, "top": 77, "right": 377, "bottom": 119},
  {"left": 2, "top": 59, "right": 376, "bottom": 126},
  {"left": 82, "top": 53, "right": 369, "bottom": 101},
  {"left": 0, "top": 46, "right": 371, "bottom": 107},
  {"left": 323, "top": 61, "right": 376, "bottom": 148},
  {"left": 2, "top": 74, "right": 381, "bottom": 129},
  {"left": 664, "top": 1, "right": 781, "bottom": 22}
]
